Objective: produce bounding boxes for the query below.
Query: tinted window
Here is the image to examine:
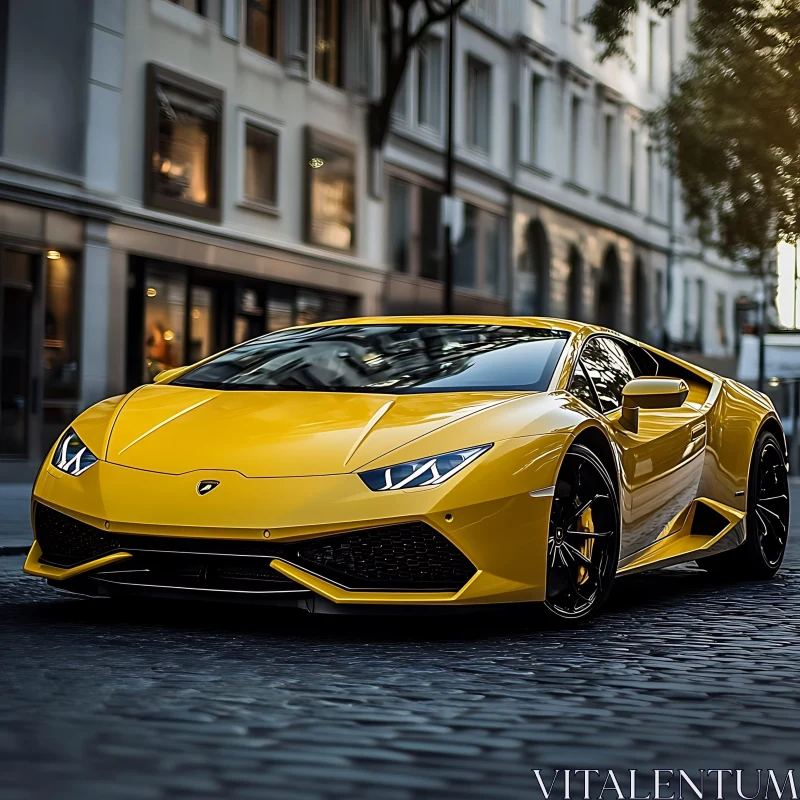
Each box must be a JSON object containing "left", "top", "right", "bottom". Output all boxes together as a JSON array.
[
  {"left": 173, "top": 324, "right": 570, "bottom": 394},
  {"left": 580, "top": 337, "right": 634, "bottom": 413},
  {"left": 568, "top": 362, "right": 600, "bottom": 411}
]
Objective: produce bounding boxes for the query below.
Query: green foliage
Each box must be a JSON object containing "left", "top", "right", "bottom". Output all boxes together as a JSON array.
[
  {"left": 590, "top": 0, "right": 800, "bottom": 270},
  {"left": 588, "top": 0, "right": 681, "bottom": 62}
]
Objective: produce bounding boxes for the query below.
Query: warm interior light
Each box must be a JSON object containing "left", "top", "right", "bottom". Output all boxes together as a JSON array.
[
  {"left": 46, "top": 250, "right": 61, "bottom": 260},
  {"left": 163, "top": 330, "right": 175, "bottom": 342},
  {"left": 191, "top": 308, "right": 200, "bottom": 320},
  {"left": 768, "top": 377, "right": 780, "bottom": 387},
  {"left": 146, "top": 287, "right": 157, "bottom": 298}
]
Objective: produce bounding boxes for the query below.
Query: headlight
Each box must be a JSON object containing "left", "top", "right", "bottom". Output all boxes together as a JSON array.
[
  {"left": 359, "top": 444, "right": 492, "bottom": 491},
  {"left": 52, "top": 428, "right": 99, "bottom": 476}
]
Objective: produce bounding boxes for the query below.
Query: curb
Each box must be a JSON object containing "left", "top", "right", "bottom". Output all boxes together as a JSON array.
[{"left": 0, "top": 546, "right": 29, "bottom": 557}]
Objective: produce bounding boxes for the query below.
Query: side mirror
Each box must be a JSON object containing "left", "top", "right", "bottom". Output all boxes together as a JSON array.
[
  {"left": 153, "top": 366, "right": 186, "bottom": 384},
  {"left": 620, "top": 377, "right": 689, "bottom": 433}
]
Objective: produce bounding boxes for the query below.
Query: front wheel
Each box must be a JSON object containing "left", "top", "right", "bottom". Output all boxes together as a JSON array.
[
  {"left": 697, "top": 429, "right": 789, "bottom": 579},
  {"left": 543, "top": 444, "right": 621, "bottom": 623}
]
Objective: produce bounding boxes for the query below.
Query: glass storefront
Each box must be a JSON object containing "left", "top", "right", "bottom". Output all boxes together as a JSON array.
[
  {"left": 42, "top": 252, "right": 80, "bottom": 454},
  {"left": 0, "top": 247, "right": 81, "bottom": 463},
  {"left": 143, "top": 266, "right": 187, "bottom": 383},
  {"left": 129, "top": 257, "right": 356, "bottom": 389}
]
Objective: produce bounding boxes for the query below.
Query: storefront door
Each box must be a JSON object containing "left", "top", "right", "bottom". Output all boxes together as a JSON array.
[{"left": 0, "top": 248, "right": 43, "bottom": 462}]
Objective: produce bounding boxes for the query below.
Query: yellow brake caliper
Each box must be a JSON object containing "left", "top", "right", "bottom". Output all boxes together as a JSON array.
[{"left": 577, "top": 507, "right": 595, "bottom": 585}]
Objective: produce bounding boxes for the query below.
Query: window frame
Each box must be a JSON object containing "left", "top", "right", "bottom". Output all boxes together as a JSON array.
[
  {"left": 243, "top": 0, "right": 282, "bottom": 62},
  {"left": 304, "top": 126, "right": 357, "bottom": 252},
  {"left": 314, "top": 0, "right": 343, "bottom": 88},
  {"left": 144, "top": 63, "right": 224, "bottom": 223},
  {"left": 238, "top": 109, "right": 282, "bottom": 215},
  {"left": 465, "top": 54, "right": 492, "bottom": 153},
  {"left": 416, "top": 35, "right": 444, "bottom": 134},
  {"left": 167, "top": 0, "right": 205, "bottom": 16}
]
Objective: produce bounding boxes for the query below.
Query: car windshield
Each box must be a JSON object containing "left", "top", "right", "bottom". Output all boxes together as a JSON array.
[{"left": 172, "top": 324, "right": 571, "bottom": 394}]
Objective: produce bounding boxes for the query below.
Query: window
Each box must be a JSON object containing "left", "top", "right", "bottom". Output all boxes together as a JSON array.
[
  {"left": 245, "top": 0, "right": 278, "bottom": 59},
  {"left": 466, "top": 56, "right": 491, "bottom": 152},
  {"left": 315, "top": 0, "right": 342, "bottom": 87},
  {"left": 696, "top": 278, "right": 705, "bottom": 348},
  {"left": 569, "top": 95, "right": 582, "bottom": 181},
  {"left": 529, "top": 73, "right": 543, "bottom": 163},
  {"left": 484, "top": 212, "right": 507, "bottom": 297},
  {"left": 682, "top": 275, "right": 692, "bottom": 342},
  {"left": 654, "top": 270, "right": 664, "bottom": 331},
  {"left": 648, "top": 21, "right": 657, "bottom": 90},
  {"left": 420, "top": 187, "right": 442, "bottom": 280},
  {"left": 454, "top": 203, "right": 479, "bottom": 288},
  {"left": 305, "top": 128, "right": 355, "bottom": 250},
  {"left": 168, "top": 0, "right": 204, "bottom": 14},
  {"left": 468, "top": 0, "right": 499, "bottom": 27},
  {"left": 580, "top": 337, "right": 635, "bottom": 413},
  {"left": 572, "top": 0, "right": 582, "bottom": 30},
  {"left": 389, "top": 178, "right": 410, "bottom": 273},
  {"left": 628, "top": 128, "right": 637, "bottom": 207},
  {"left": 189, "top": 285, "right": 216, "bottom": 363},
  {"left": 173, "top": 325, "right": 570, "bottom": 394},
  {"left": 145, "top": 64, "right": 223, "bottom": 222},
  {"left": 42, "top": 252, "right": 80, "bottom": 454},
  {"left": 569, "top": 362, "right": 600, "bottom": 412},
  {"left": 646, "top": 144, "right": 654, "bottom": 215},
  {"left": 417, "top": 37, "right": 443, "bottom": 130},
  {"left": 393, "top": 73, "right": 409, "bottom": 122},
  {"left": 244, "top": 124, "right": 278, "bottom": 207},
  {"left": 717, "top": 292, "right": 728, "bottom": 347},
  {"left": 143, "top": 265, "right": 187, "bottom": 383},
  {"left": 602, "top": 113, "right": 615, "bottom": 195}
]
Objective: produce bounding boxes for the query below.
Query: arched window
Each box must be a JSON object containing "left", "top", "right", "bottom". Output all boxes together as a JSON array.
[
  {"left": 596, "top": 245, "right": 621, "bottom": 329},
  {"left": 527, "top": 220, "right": 550, "bottom": 315},
  {"left": 566, "top": 245, "right": 583, "bottom": 321}
]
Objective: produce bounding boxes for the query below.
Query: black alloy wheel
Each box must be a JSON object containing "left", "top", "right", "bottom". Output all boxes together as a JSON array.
[
  {"left": 753, "top": 438, "right": 790, "bottom": 570},
  {"left": 544, "top": 444, "right": 621, "bottom": 621},
  {"left": 697, "top": 429, "right": 789, "bottom": 579}
]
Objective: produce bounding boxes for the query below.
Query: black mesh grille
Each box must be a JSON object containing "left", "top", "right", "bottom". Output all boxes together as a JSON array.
[
  {"left": 35, "top": 505, "right": 475, "bottom": 592},
  {"left": 35, "top": 503, "right": 120, "bottom": 568},
  {"left": 297, "top": 522, "right": 475, "bottom": 590}
]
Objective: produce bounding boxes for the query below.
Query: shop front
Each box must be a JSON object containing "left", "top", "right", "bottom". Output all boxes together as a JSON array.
[
  {"left": 126, "top": 257, "right": 357, "bottom": 390},
  {"left": 0, "top": 201, "right": 85, "bottom": 480}
]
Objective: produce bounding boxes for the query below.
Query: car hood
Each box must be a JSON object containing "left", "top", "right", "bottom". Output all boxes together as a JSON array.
[{"left": 102, "top": 384, "right": 524, "bottom": 477}]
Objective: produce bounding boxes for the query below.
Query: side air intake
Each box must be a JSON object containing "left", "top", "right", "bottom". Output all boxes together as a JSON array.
[{"left": 689, "top": 500, "right": 732, "bottom": 537}]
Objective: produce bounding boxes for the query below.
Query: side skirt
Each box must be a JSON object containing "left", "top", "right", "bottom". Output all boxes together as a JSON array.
[{"left": 617, "top": 498, "right": 746, "bottom": 575}]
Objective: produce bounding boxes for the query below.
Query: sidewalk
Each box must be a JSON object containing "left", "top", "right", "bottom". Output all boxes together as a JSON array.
[{"left": 0, "top": 483, "right": 33, "bottom": 555}]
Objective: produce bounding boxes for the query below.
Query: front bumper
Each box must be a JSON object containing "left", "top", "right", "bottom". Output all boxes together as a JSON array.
[{"left": 25, "top": 436, "right": 566, "bottom": 608}]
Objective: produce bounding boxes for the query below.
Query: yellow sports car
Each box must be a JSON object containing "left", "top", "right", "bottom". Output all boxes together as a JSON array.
[{"left": 24, "top": 317, "right": 789, "bottom": 622}]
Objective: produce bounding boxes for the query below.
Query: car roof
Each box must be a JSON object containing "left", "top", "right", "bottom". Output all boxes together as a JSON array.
[{"left": 309, "top": 315, "right": 593, "bottom": 335}]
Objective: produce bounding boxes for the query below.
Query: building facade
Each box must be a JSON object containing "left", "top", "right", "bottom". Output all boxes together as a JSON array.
[{"left": 0, "top": 0, "right": 761, "bottom": 479}]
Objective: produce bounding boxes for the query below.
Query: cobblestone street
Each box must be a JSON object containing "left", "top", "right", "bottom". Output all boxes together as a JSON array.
[{"left": 2, "top": 487, "right": 800, "bottom": 799}]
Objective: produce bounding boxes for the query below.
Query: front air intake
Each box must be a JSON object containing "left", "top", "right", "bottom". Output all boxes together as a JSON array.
[
  {"left": 296, "top": 521, "right": 476, "bottom": 591},
  {"left": 34, "top": 503, "right": 120, "bottom": 568}
]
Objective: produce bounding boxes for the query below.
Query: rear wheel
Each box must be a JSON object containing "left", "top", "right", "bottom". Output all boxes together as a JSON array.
[
  {"left": 543, "top": 444, "right": 621, "bottom": 623},
  {"left": 697, "top": 430, "right": 789, "bottom": 579}
]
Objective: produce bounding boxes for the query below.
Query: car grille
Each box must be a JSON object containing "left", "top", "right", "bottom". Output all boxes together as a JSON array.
[
  {"left": 35, "top": 503, "right": 120, "bottom": 568},
  {"left": 35, "top": 505, "right": 475, "bottom": 591},
  {"left": 297, "top": 522, "right": 476, "bottom": 590}
]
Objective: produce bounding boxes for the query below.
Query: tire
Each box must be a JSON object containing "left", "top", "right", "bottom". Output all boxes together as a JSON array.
[
  {"left": 543, "top": 443, "right": 621, "bottom": 623},
  {"left": 697, "top": 429, "right": 789, "bottom": 579}
]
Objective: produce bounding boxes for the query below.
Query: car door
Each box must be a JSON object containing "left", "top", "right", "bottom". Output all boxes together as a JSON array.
[{"left": 574, "top": 336, "right": 706, "bottom": 560}]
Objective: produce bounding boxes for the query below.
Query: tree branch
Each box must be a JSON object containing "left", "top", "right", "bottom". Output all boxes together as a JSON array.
[{"left": 369, "top": 0, "right": 469, "bottom": 151}]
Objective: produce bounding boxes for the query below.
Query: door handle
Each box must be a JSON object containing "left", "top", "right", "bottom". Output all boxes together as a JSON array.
[{"left": 691, "top": 422, "right": 706, "bottom": 441}]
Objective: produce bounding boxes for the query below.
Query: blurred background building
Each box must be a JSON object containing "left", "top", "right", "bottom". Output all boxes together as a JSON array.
[{"left": 0, "top": 0, "right": 762, "bottom": 479}]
